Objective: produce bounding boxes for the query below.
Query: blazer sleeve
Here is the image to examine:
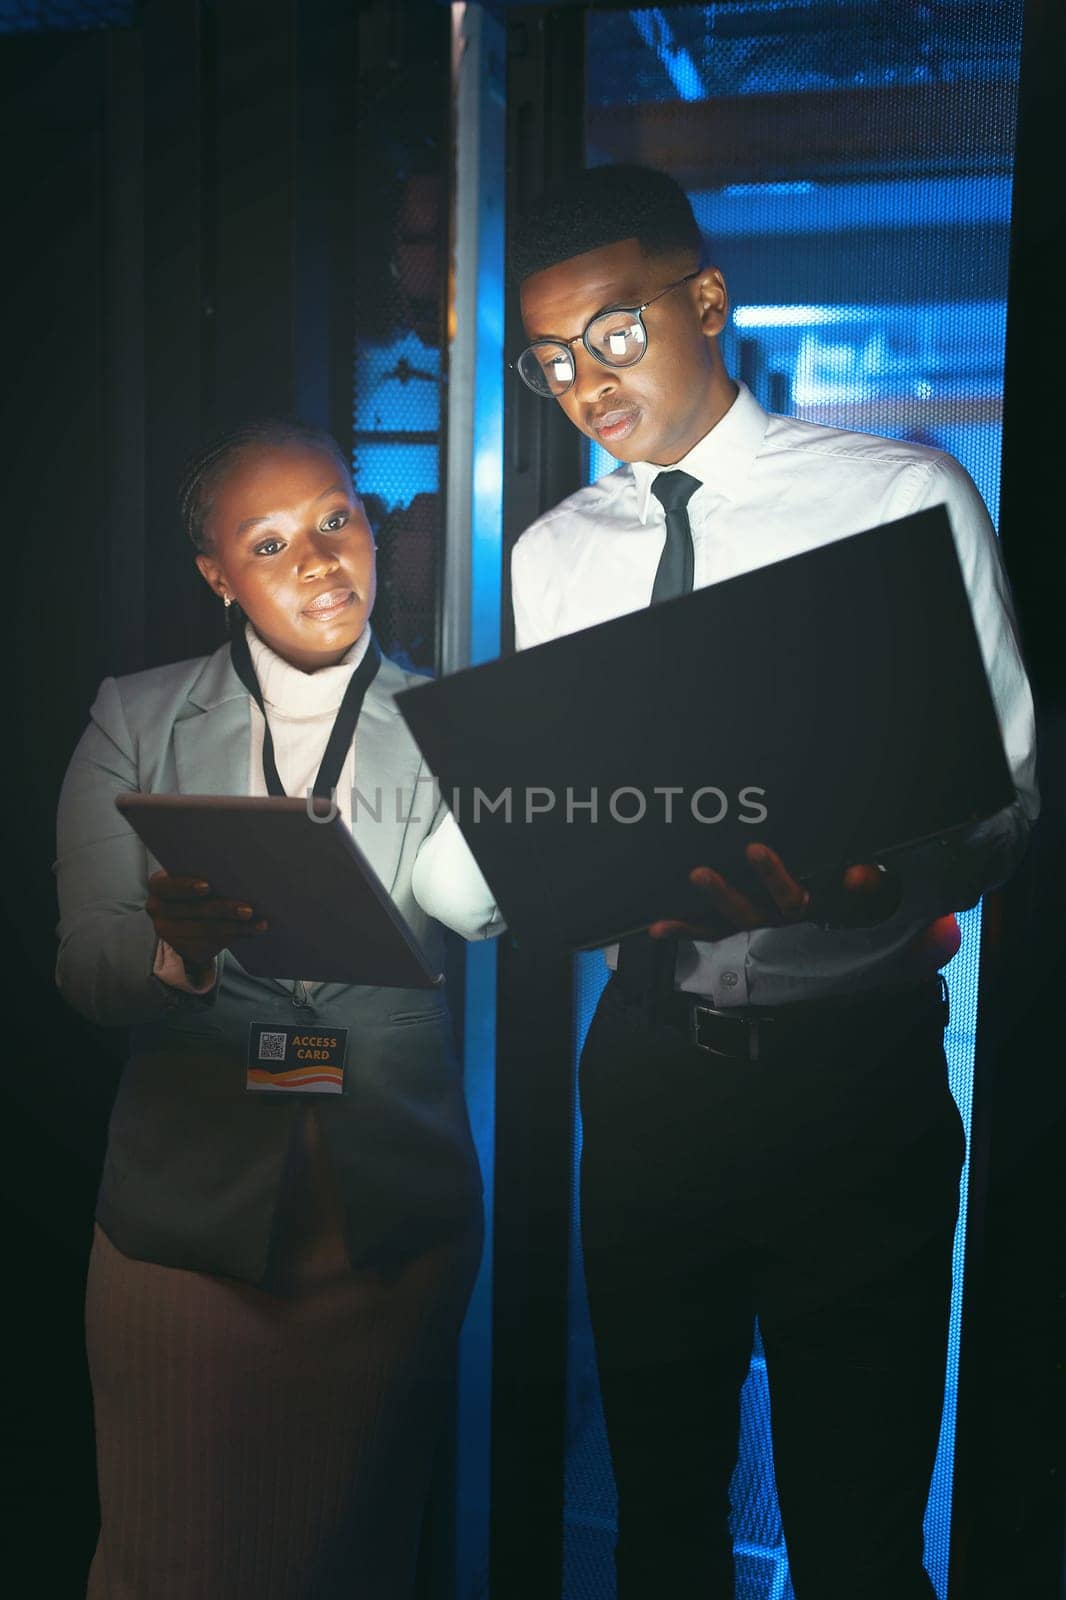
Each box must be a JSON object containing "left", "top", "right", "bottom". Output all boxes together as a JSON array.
[{"left": 54, "top": 676, "right": 219, "bottom": 1028}]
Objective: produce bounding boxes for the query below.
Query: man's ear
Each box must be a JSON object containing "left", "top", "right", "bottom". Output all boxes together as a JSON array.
[
  {"left": 696, "top": 266, "right": 729, "bottom": 339},
  {"left": 195, "top": 551, "right": 227, "bottom": 601}
]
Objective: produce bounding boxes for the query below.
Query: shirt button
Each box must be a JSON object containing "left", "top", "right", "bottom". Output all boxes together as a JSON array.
[{"left": 720, "top": 970, "right": 738, "bottom": 988}]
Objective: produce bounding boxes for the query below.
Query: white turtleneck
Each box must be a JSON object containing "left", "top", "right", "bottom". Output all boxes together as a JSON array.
[
  {"left": 244, "top": 621, "right": 370, "bottom": 825},
  {"left": 155, "top": 623, "right": 500, "bottom": 993}
]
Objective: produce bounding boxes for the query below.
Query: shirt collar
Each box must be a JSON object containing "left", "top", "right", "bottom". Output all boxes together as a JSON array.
[{"left": 631, "top": 380, "right": 770, "bottom": 524}]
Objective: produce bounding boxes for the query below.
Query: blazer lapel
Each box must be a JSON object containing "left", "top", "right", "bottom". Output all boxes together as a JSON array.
[
  {"left": 172, "top": 645, "right": 251, "bottom": 796},
  {"left": 348, "top": 661, "right": 425, "bottom": 895}
]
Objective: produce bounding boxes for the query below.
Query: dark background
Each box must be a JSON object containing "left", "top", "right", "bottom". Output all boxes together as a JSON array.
[
  {"left": 0, "top": 1, "right": 1062, "bottom": 1594},
  {"left": 0, "top": 0, "right": 451, "bottom": 1584}
]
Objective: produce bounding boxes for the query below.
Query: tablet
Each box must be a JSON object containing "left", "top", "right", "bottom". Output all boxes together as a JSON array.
[
  {"left": 115, "top": 793, "right": 442, "bottom": 988},
  {"left": 396, "top": 505, "right": 1015, "bottom": 951}
]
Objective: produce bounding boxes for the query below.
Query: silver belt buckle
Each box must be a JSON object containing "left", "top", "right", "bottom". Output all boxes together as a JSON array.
[{"left": 691, "top": 1002, "right": 760, "bottom": 1061}]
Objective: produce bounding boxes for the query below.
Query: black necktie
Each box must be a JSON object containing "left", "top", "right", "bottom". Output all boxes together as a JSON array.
[
  {"left": 616, "top": 470, "right": 702, "bottom": 1010},
  {"left": 649, "top": 469, "right": 700, "bottom": 602}
]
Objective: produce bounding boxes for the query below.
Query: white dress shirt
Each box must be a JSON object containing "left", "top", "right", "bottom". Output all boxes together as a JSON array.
[
  {"left": 511, "top": 381, "right": 1038, "bottom": 1007},
  {"left": 157, "top": 624, "right": 499, "bottom": 992}
]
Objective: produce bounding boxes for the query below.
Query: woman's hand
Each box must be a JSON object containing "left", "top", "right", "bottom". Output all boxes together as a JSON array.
[{"left": 145, "top": 870, "right": 269, "bottom": 967}]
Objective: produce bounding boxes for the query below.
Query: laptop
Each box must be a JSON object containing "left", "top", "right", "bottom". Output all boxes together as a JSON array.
[{"left": 396, "top": 505, "right": 1014, "bottom": 950}]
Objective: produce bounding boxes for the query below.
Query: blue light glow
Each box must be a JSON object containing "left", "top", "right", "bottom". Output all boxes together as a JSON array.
[
  {"left": 629, "top": 10, "right": 705, "bottom": 101},
  {"left": 722, "top": 300, "right": 1007, "bottom": 524},
  {"left": 589, "top": 0, "right": 1023, "bottom": 105},
  {"left": 470, "top": 175, "right": 505, "bottom": 667},
  {"left": 347, "top": 441, "right": 438, "bottom": 513},
  {"left": 695, "top": 177, "right": 1013, "bottom": 237},
  {"left": 721, "top": 183, "right": 816, "bottom": 198},
  {"left": 733, "top": 306, "right": 875, "bottom": 326},
  {"left": 352, "top": 331, "right": 441, "bottom": 433},
  {"left": 449, "top": 11, "right": 506, "bottom": 1598},
  {"left": 925, "top": 902, "right": 983, "bottom": 1595}
]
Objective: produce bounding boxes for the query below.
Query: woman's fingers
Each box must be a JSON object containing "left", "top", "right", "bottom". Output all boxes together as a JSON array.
[
  {"left": 145, "top": 876, "right": 260, "bottom": 925},
  {"left": 145, "top": 870, "right": 268, "bottom": 963},
  {"left": 147, "top": 894, "right": 259, "bottom": 923},
  {"left": 147, "top": 871, "right": 211, "bottom": 897}
]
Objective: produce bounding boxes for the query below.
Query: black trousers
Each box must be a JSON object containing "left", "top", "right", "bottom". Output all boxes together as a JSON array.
[{"left": 579, "top": 976, "right": 965, "bottom": 1600}]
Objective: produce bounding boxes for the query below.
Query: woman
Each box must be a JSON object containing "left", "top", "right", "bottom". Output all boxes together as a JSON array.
[{"left": 55, "top": 420, "right": 500, "bottom": 1599}]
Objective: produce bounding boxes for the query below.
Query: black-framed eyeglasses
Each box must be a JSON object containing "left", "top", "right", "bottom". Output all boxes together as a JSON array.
[{"left": 513, "top": 270, "right": 701, "bottom": 398}]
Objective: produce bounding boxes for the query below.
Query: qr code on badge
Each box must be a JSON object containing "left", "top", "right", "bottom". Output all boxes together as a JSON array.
[{"left": 258, "top": 1031, "right": 288, "bottom": 1061}]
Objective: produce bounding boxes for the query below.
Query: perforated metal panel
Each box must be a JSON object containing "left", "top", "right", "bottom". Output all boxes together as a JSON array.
[
  {"left": 587, "top": 2, "right": 1019, "bottom": 107},
  {"left": 354, "top": 331, "right": 443, "bottom": 673}
]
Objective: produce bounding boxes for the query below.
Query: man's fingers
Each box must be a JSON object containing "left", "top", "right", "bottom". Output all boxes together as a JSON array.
[
  {"left": 648, "top": 853, "right": 816, "bottom": 942},
  {"left": 648, "top": 918, "right": 696, "bottom": 940},
  {"left": 690, "top": 864, "right": 763, "bottom": 929},
  {"left": 842, "top": 862, "right": 882, "bottom": 895},
  {"left": 744, "top": 843, "right": 811, "bottom": 919}
]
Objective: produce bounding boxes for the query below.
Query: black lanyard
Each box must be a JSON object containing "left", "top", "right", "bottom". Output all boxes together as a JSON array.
[{"left": 230, "top": 626, "right": 382, "bottom": 800}]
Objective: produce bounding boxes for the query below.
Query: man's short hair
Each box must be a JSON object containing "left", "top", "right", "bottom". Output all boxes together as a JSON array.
[{"left": 511, "top": 163, "right": 703, "bottom": 284}]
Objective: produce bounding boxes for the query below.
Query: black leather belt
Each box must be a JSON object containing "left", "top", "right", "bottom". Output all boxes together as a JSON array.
[{"left": 654, "top": 976, "right": 949, "bottom": 1064}]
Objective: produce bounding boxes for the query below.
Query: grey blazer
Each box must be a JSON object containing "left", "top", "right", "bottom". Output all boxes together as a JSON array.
[{"left": 55, "top": 641, "right": 481, "bottom": 1283}]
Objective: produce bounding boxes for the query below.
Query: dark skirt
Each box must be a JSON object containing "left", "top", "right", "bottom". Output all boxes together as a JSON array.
[{"left": 84, "top": 1112, "right": 481, "bottom": 1599}]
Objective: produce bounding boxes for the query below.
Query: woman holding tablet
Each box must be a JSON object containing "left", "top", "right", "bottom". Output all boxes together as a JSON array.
[{"left": 55, "top": 421, "right": 499, "bottom": 1599}]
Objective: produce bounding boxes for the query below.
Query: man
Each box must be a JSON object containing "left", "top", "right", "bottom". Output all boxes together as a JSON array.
[{"left": 509, "top": 165, "right": 1037, "bottom": 1599}]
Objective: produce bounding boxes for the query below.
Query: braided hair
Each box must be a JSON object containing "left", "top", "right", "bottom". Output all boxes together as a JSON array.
[{"left": 178, "top": 419, "right": 351, "bottom": 556}]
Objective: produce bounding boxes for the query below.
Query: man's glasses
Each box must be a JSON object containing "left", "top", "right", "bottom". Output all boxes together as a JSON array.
[{"left": 514, "top": 270, "right": 700, "bottom": 398}]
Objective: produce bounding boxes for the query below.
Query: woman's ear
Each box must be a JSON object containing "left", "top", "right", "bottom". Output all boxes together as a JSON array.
[
  {"left": 195, "top": 551, "right": 228, "bottom": 602},
  {"left": 696, "top": 266, "right": 729, "bottom": 340}
]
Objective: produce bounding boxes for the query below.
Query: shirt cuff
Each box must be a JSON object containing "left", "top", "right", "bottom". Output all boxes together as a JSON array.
[
  {"left": 411, "top": 809, "right": 505, "bottom": 940},
  {"left": 152, "top": 939, "right": 218, "bottom": 995}
]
